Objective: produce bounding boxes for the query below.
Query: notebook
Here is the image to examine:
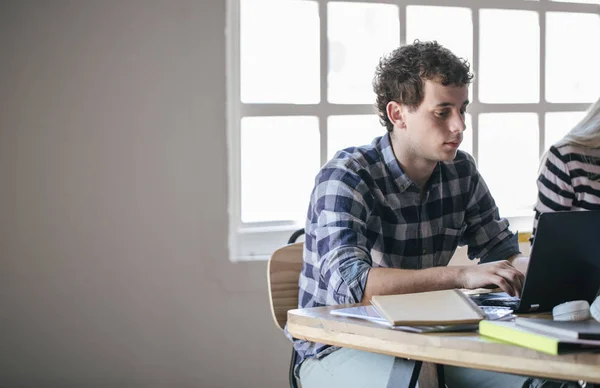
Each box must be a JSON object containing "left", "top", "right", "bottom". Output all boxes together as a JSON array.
[
  {"left": 330, "top": 305, "right": 481, "bottom": 333},
  {"left": 515, "top": 317, "right": 600, "bottom": 340},
  {"left": 479, "top": 320, "right": 600, "bottom": 355},
  {"left": 370, "top": 289, "right": 486, "bottom": 326}
]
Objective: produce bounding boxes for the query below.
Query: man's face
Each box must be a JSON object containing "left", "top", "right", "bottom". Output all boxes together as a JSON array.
[{"left": 400, "top": 80, "right": 469, "bottom": 162}]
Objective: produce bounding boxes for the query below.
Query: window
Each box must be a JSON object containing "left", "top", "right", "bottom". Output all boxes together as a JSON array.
[{"left": 227, "top": 0, "right": 600, "bottom": 260}]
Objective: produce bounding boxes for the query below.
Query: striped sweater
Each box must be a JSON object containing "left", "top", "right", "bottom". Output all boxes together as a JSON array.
[{"left": 533, "top": 144, "right": 600, "bottom": 239}]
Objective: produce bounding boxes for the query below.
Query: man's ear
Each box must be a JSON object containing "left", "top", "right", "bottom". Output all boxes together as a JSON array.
[{"left": 386, "top": 101, "right": 406, "bottom": 130}]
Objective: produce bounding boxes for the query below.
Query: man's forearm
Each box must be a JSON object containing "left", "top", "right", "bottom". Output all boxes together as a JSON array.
[{"left": 361, "top": 266, "right": 462, "bottom": 303}]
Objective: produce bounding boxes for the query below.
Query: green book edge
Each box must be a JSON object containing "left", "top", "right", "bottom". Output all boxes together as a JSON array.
[{"left": 479, "top": 320, "right": 559, "bottom": 355}]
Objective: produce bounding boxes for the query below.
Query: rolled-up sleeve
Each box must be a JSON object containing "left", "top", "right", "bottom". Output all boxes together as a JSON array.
[
  {"left": 310, "top": 166, "right": 373, "bottom": 305},
  {"left": 479, "top": 232, "right": 520, "bottom": 264}
]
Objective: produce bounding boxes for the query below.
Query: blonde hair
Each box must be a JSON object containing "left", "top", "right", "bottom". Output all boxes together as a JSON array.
[
  {"left": 555, "top": 97, "right": 600, "bottom": 149},
  {"left": 539, "top": 97, "right": 600, "bottom": 173}
]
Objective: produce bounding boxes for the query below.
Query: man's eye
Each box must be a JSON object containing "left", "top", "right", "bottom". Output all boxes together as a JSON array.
[
  {"left": 435, "top": 111, "right": 449, "bottom": 118},
  {"left": 460, "top": 109, "right": 467, "bottom": 116}
]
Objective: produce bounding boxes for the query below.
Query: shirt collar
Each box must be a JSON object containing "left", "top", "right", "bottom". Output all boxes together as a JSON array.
[
  {"left": 428, "top": 163, "right": 442, "bottom": 190},
  {"left": 378, "top": 132, "right": 442, "bottom": 193}
]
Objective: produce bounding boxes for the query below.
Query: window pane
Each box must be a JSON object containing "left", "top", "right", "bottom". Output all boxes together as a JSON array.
[
  {"left": 328, "top": 2, "right": 400, "bottom": 104},
  {"left": 479, "top": 10, "right": 540, "bottom": 103},
  {"left": 545, "top": 111, "right": 587, "bottom": 150},
  {"left": 546, "top": 12, "right": 600, "bottom": 103},
  {"left": 407, "top": 6, "right": 473, "bottom": 69},
  {"left": 459, "top": 114, "right": 473, "bottom": 156},
  {"left": 240, "top": 0, "right": 319, "bottom": 103},
  {"left": 478, "top": 113, "right": 539, "bottom": 217},
  {"left": 241, "top": 116, "right": 320, "bottom": 223},
  {"left": 327, "top": 115, "right": 386, "bottom": 159}
]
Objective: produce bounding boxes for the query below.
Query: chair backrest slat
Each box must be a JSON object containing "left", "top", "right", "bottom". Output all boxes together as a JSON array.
[{"left": 267, "top": 242, "right": 304, "bottom": 330}]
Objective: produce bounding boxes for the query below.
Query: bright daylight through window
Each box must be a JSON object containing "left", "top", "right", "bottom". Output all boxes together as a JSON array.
[{"left": 227, "top": 0, "right": 600, "bottom": 260}]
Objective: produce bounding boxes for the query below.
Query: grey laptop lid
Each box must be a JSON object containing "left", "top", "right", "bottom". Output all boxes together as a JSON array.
[{"left": 517, "top": 210, "right": 600, "bottom": 313}]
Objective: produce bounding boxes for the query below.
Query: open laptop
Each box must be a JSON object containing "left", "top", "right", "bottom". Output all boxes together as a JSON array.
[{"left": 472, "top": 210, "right": 600, "bottom": 313}]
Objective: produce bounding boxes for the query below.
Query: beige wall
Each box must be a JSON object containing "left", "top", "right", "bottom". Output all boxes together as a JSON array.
[{"left": 0, "top": 1, "right": 291, "bottom": 387}]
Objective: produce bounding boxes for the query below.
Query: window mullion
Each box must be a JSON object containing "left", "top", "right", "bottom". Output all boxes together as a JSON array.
[
  {"left": 539, "top": 9, "right": 547, "bottom": 159},
  {"left": 227, "top": 0, "right": 242, "bottom": 257},
  {"left": 472, "top": 7, "right": 480, "bottom": 162},
  {"left": 319, "top": 1, "right": 328, "bottom": 167},
  {"left": 399, "top": 2, "right": 406, "bottom": 46}
]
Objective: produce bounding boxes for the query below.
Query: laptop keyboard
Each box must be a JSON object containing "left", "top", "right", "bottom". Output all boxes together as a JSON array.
[
  {"left": 470, "top": 293, "right": 520, "bottom": 310},
  {"left": 479, "top": 298, "right": 520, "bottom": 309}
]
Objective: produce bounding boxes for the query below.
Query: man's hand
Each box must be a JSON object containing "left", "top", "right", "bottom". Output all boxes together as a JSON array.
[{"left": 457, "top": 260, "right": 525, "bottom": 298}]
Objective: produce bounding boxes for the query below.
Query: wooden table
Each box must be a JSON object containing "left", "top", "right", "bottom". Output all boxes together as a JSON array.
[{"left": 287, "top": 305, "right": 600, "bottom": 387}]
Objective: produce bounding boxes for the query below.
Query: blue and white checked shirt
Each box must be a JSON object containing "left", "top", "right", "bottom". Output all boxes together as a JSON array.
[{"left": 288, "top": 133, "right": 520, "bottom": 369}]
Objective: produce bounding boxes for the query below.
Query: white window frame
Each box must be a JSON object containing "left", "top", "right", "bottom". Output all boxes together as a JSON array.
[{"left": 226, "top": 0, "right": 599, "bottom": 261}]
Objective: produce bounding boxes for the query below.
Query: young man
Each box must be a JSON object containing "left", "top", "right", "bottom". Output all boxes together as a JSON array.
[{"left": 290, "top": 41, "right": 575, "bottom": 388}]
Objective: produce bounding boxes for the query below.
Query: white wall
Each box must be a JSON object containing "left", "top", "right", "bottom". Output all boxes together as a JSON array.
[{"left": 0, "top": 1, "right": 291, "bottom": 387}]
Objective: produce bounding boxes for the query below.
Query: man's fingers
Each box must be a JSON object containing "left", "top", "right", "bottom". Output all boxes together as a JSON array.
[
  {"left": 496, "top": 268, "right": 524, "bottom": 298},
  {"left": 498, "top": 269, "right": 522, "bottom": 294},
  {"left": 463, "top": 263, "right": 525, "bottom": 297},
  {"left": 491, "top": 275, "right": 516, "bottom": 297},
  {"left": 503, "top": 260, "right": 526, "bottom": 285},
  {"left": 485, "top": 261, "right": 524, "bottom": 297},
  {"left": 514, "top": 270, "right": 525, "bottom": 298}
]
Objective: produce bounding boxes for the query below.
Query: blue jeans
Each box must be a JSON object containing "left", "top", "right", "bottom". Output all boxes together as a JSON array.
[{"left": 299, "top": 348, "right": 581, "bottom": 388}]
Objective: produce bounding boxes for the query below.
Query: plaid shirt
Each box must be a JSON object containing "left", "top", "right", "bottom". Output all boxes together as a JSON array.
[{"left": 287, "top": 133, "right": 520, "bottom": 370}]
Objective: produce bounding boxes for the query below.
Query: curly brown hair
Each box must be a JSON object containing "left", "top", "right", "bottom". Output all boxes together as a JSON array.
[{"left": 373, "top": 40, "right": 473, "bottom": 132}]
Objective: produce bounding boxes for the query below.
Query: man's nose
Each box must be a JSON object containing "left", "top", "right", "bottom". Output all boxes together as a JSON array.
[{"left": 450, "top": 112, "right": 466, "bottom": 133}]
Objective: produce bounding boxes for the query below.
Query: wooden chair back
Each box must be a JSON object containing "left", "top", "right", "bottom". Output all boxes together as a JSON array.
[{"left": 267, "top": 242, "right": 304, "bottom": 330}]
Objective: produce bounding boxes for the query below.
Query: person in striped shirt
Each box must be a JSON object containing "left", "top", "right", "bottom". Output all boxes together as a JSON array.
[{"left": 533, "top": 97, "right": 600, "bottom": 240}]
